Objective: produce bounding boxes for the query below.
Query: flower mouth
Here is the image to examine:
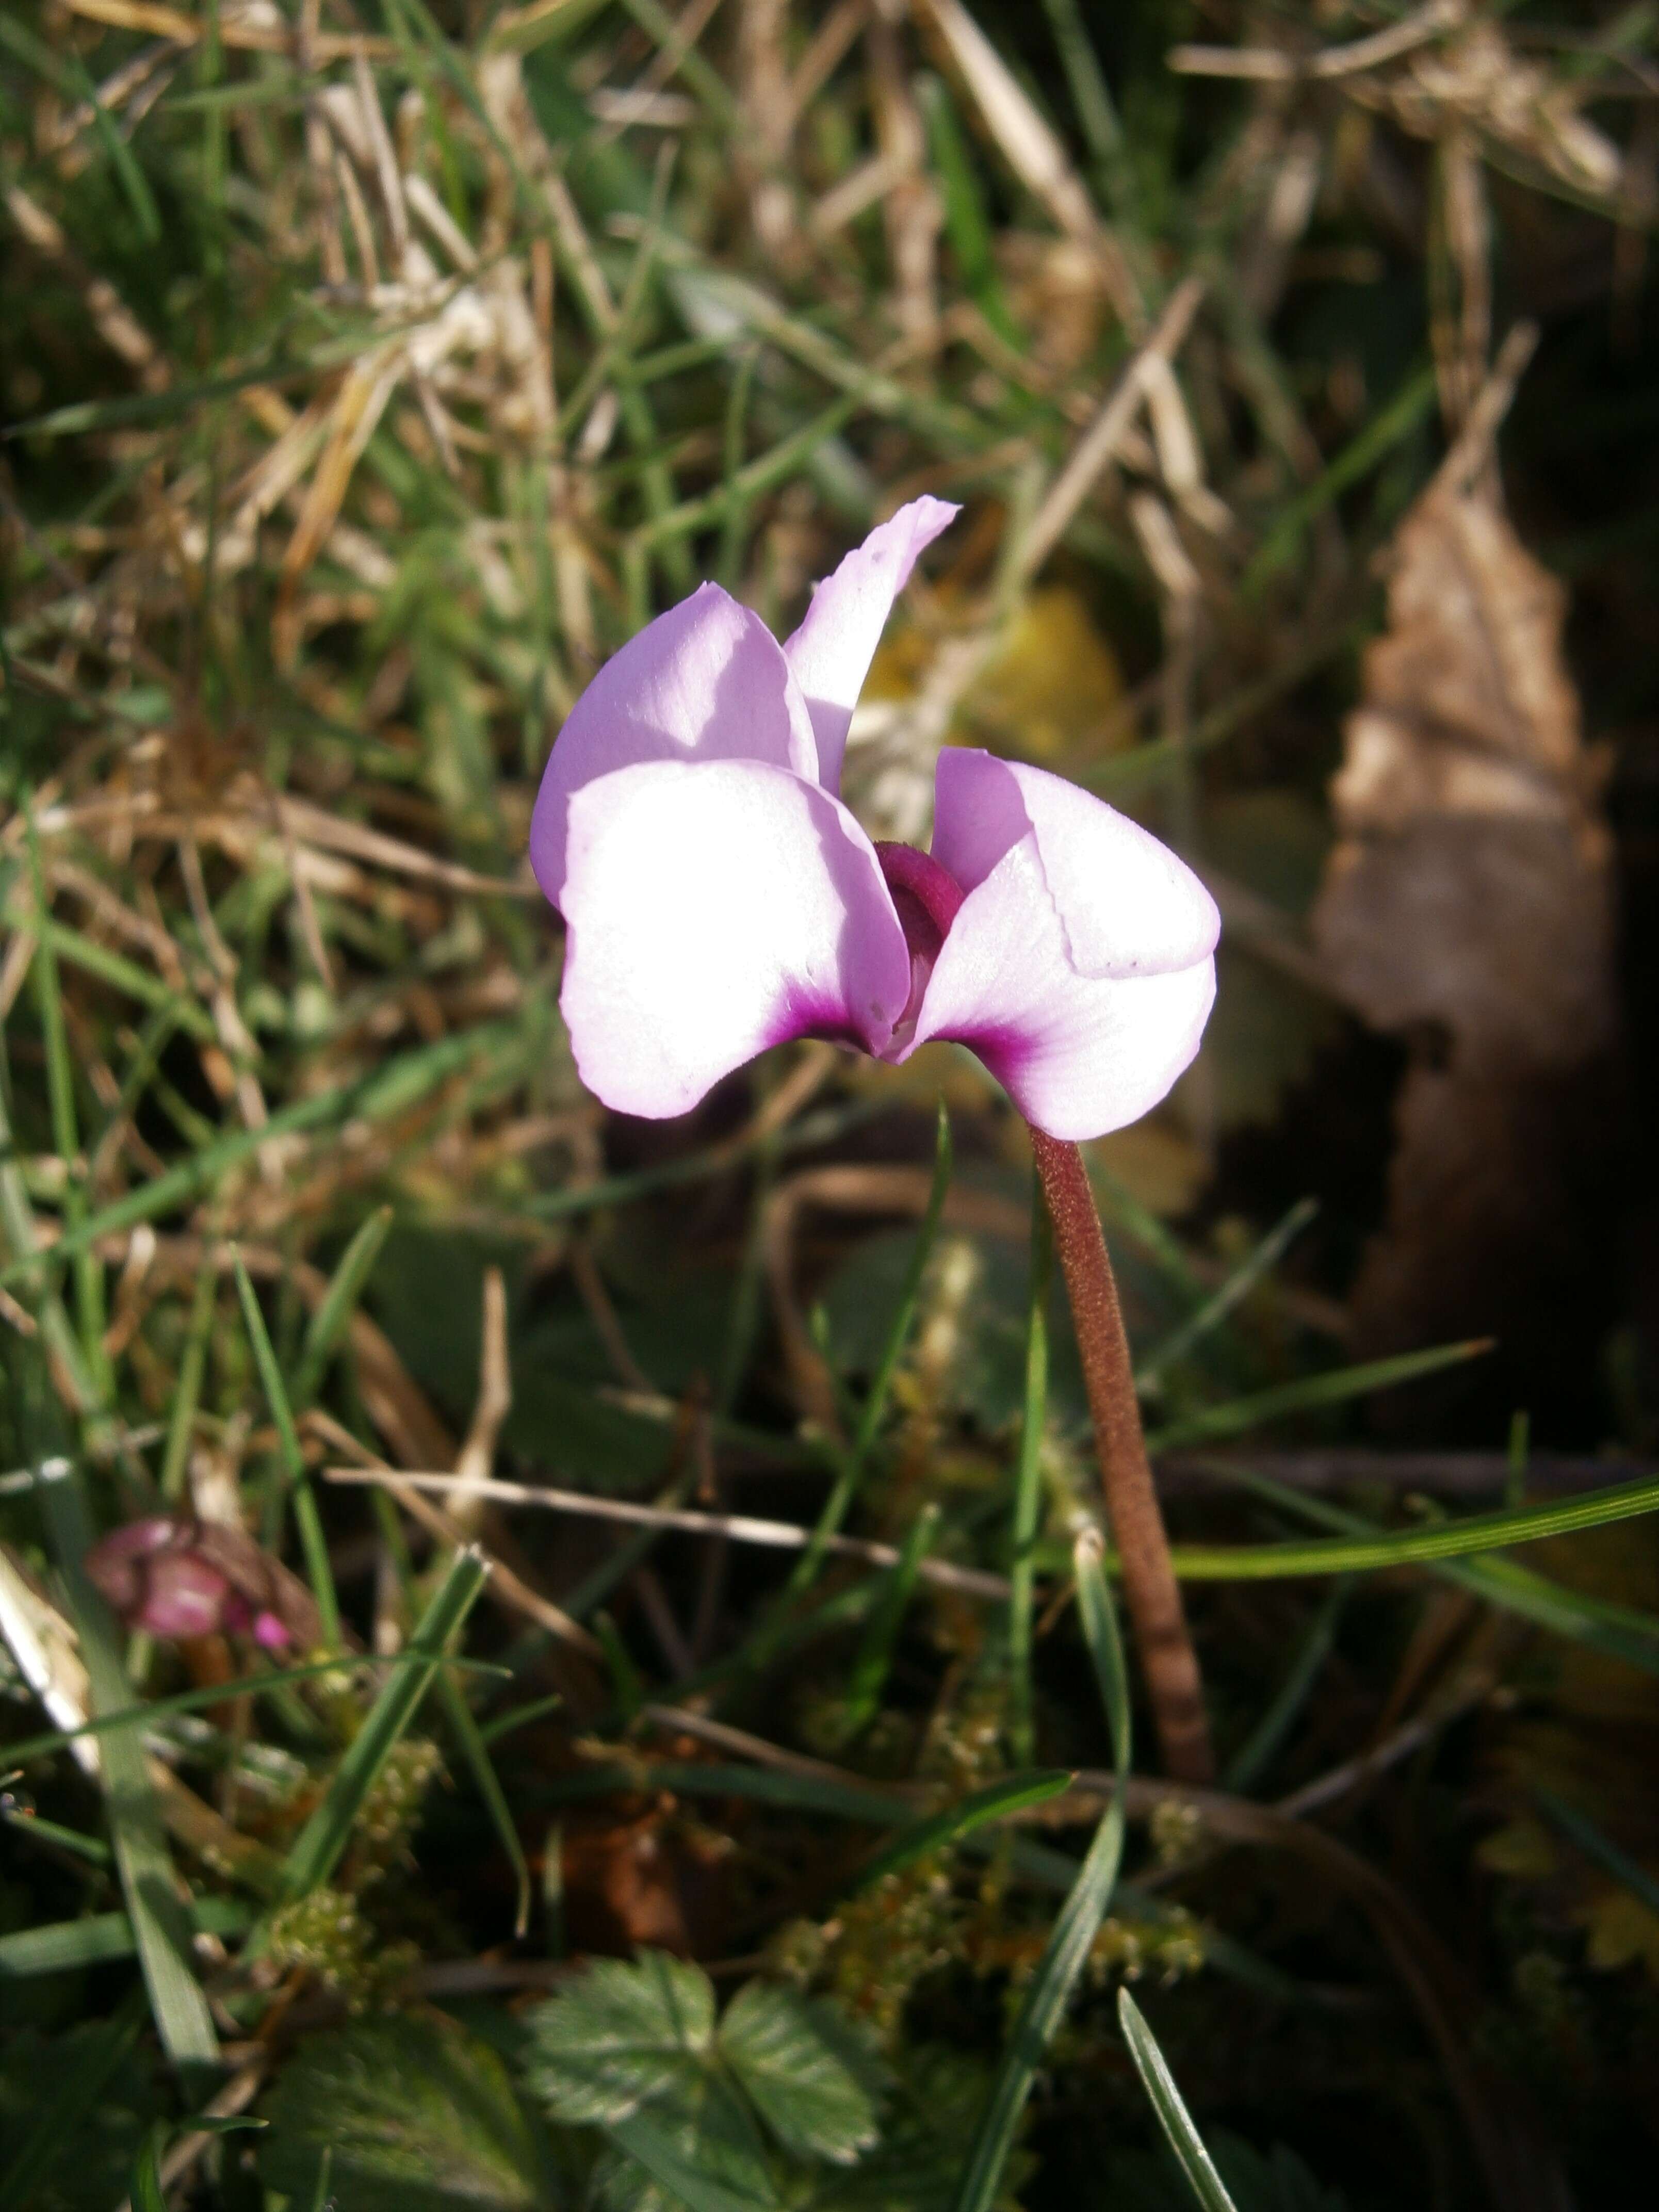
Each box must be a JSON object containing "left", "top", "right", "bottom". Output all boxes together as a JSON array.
[{"left": 874, "top": 841, "right": 965, "bottom": 1053}]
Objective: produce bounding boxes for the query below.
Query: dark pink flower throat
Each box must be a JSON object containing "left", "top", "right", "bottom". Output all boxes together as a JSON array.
[{"left": 874, "top": 841, "right": 965, "bottom": 1050}]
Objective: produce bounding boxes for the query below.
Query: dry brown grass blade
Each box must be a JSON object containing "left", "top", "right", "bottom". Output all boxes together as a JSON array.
[
  {"left": 6, "top": 186, "right": 169, "bottom": 388},
  {"left": 1169, "top": 1, "right": 1462, "bottom": 85},
  {"left": 445, "top": 1267, "right": 513, "bottom": 1539},
  {"left": 64, "top": 0, "right": 394, "bottom": 61},
  {"left": 308, "top": 1408, "right": 603, "bottom": 1658},
  {"left": 1016, "top": 276, "right": 1206, "bottom": 584},
  {"left": 321, "top": 1462, "right": 1015, "bottom": 1600},
  {"left": 274, "top": 353, "right": 404, "bottom": 666},
  {"left": 915, "top": 0, "right": 1142, "bottom": 328}
]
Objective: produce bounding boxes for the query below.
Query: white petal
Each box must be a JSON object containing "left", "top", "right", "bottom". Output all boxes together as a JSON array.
[{"left": 559, "top": 760, "right": 910, "bottom": 1119}]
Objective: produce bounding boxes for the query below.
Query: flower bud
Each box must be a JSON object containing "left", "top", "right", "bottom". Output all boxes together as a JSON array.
[{"left": 84, "top": 1515, "right": 321, "bottom": 1650}]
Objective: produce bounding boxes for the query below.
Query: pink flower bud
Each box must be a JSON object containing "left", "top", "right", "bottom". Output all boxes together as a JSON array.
[{"left": 85, "top": 1516, "right": 322, "bottom": 1650}]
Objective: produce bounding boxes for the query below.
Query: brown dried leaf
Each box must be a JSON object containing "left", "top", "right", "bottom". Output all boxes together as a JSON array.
[
  {"left": 1313, "top": 482, "right": 1623, "bottom": 1429},
  {"left": 1318, "top": 484, "right": 1614, "bottom": 1062}
]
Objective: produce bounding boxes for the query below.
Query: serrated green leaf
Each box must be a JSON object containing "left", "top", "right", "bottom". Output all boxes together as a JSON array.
[
  {"left": 255, "top": 2016, "right": 552, "bottom": 2212},
  {"left": 600, "top": 2084, "right": 777, "bottom": 2212},
  {"left": 526, "top": 1953, "right": 717, "bottom": 2125},
  {"left": 718, "top": 1983, "right": 885, "bottom": 2165},
  {"left": 806, "top": 2047, "right": 1013, "bottom": 2212}
]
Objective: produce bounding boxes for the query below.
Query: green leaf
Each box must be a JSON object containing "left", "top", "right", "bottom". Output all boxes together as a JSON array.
[
  {"left": 601, "top": 2088, "right": 777, "bottom": 2212},
  {"left": 256, "top": 2016, "right": 552, "bottom": 2212},
  {"left": 0, "top": 2009, "right": 159, "bottom": 2212},
  {"left": 1117, "top": 1991, "right": 1239, "bottom": 2212},
  {"left": 526, "top": 1953, "right": 717, "bottom": 2125},
  {"left": 718, "top": 1983, "right": 885, "bottom": 2165},
  {"left": 807, "top": 2046, "right": 1012, "bottom": 2212}
]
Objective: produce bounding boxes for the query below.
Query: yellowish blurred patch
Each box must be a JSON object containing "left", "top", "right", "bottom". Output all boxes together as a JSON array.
[
  {"left": 958, "top": 588, "right": 1128, "bottom": 765},
  {"left": 1086, "top": 1120, "right": 1212, "bottom": 1218},
  {"left": 1580, "top": 1888, "right": 1659, "bottom": 1978},
  {"left": 1477, "top": 1817, "right": 1558, "bottom": 1879},
  {"left": 858, "top": 585, "right": 1128, "bottom": 769},
  {"left": 841, "top": 1039, "right": 1003, "bottom": 1119}
]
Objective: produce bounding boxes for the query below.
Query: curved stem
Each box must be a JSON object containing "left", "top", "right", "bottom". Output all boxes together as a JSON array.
[{"left": 1029, "top": 1129, "right": 1214, "bottom": 1782}]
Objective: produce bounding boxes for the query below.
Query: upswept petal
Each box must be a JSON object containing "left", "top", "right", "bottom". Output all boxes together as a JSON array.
[
  {"left": 928, "top": 749, "right": 1219, "bottom": 978},
  {"left": 906, "top": 750, "right": 1219, "bottom": 1140},
  {"left": 559, "top": 759, "right": 911, "bottom": 1120},
  {"left": 783, "top": 496, "right": 960, "bottom": 792},
  {"left": 530, "top": 584, "right": 819, "bottom": 905}
]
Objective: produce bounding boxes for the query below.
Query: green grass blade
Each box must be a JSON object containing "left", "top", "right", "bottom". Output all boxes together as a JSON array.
[
  {"left": 1009, "top": 1180, "right": 1053, "bottom": 1767},
  {"left": 434, "top": 1666, "right": 532, "bottom": 1938},
  {"left": 920, "top": 73, "right": 1022, "bottom": 345},
  {"left": 1144, "top": 1339, "right": 1493, "bottom": 1452},
  {"left": 28, "top": 918, "right": 216, "bottom": 1039},
  {"left": 27, "top": 819, "right": 110, "bottom": 1401},
  {"left": 838, "top": 1501, "right": 940, "bottom": 1745},
  {"left": 1076, "top": 1528, "right": 1132, "bottom": 1777},
  {"left": 233, "top": 1250, "right": 339, "bottom": 1646},
  {"left": 1242, "top": 359, "right": 1438, "bottom": 595},
  {"left": 159, "top": 1249, "right": 219, "bottom": 1502},
  {"left": 1204, "top": 1463, "right": 1659, "bottom": 1663},
  {"left": 129, "top": 2127, "right": 168, "bottom": 2212},
  {"left": 274, "top": 1548, "right": 488, "bottom": 1904},
  {"left": 783, "top": 1103, "right": 953, "bottom": 1605},
  {"left": 1225, "top": 1579, "right": 1349, "bottom": 1793},
  {"left": 1162, "top": 1470, "right": 1659, "bottom": 1579},
  {"left": 853, "top": 1769, "right": 1072, "bottom": 1892},
  {"left": 0, "top": 1897, "right": 252, "bottom": 1979},
  {"left": 0, "top": 1024, "right": 514, "bottom": 1293},
  {"left": 34, "top": 1458, "right": 219, "bottom": 2078},
  {"left": 2, "top": 1649, "right": 505, "bottom": 1767},
  {"left": 0, "top": 1038, "right": 101, "bottom": 1427},
  {"left": 290, "top": 1205, "right": 394, "bottom": 1408},
  {"left": 1534, "top": 1785, "right": 1659, "bottom": 1919},
  {"left": 1137, "top": 1197, "right": 1318, "bottom": 1393},
  {"left": 1117, "top": 1990, "right": 1239, "bottom": 2212},
  {"left": 64, "top": 46, "right": 162, "bottom": 245},
  {"left": 953, "top": 1535, "right": 1130, "bottom": 2212}
]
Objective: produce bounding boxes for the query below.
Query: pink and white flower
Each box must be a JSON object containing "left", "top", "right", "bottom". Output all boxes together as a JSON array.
[{"left": 530, "top": 500, "right": 1217, "bottom": 1142}]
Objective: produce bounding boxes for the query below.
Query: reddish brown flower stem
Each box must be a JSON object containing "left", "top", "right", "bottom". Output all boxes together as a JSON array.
[{"left": 1029, "top": 1128, "right": 1214, "bottom": 1783}]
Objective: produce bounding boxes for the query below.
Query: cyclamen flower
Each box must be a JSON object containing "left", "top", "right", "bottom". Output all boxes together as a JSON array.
[
  {"left": 530, "top": 500, "right": 1217, "bottom": 1142},
  {"left": 85, "top": 1516, "right": 320, "bottom": 1650}
]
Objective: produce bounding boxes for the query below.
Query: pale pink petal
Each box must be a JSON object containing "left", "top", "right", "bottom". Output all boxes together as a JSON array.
[
  {"left": 530, "top": 584, "right": 819, "bottom": 905},
  {"left": 783, "top": 497, "right": 959, "bottom": 791},
  {"left": 559, "top": 760, "right": 910, "bottom": 1119},
  {"left": 929, "top": 750, "right": 1219, "bottom": 978},
  {"left": 906, "top": 750, "right": 1218, "bottom": 1140}
]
